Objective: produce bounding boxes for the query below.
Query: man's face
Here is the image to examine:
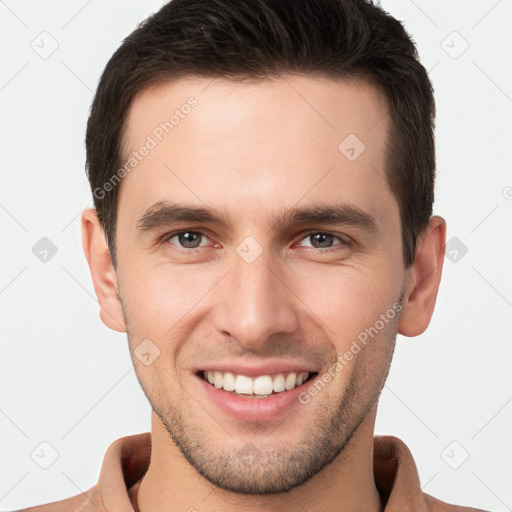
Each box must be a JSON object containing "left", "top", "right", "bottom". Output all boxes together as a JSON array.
[{"left": 114, "top": 75, "right": 406, "bottom": 493}]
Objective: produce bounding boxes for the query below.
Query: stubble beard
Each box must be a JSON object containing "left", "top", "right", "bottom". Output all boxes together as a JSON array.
[{"left": 120, "top": 290, "right": 401, "bottom": 495}]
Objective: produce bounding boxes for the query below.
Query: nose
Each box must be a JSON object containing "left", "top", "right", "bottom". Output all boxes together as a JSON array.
[{"left": 211, "top": 248, "right": 299, "bottom": 351}]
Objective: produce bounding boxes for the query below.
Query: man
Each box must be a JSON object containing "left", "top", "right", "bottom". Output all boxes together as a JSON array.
[{"left": 19, "top": 0, "right": 487, "bottom": 510}]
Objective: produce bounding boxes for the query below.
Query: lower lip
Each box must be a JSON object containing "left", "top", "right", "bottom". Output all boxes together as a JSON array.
[{"left": 196, "top": 373, "right": 316, "bottom": 422}]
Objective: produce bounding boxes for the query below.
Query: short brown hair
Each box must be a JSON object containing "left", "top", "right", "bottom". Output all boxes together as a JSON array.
[{"left": 86, "top": 0, "right": 435, "bottom": 268}]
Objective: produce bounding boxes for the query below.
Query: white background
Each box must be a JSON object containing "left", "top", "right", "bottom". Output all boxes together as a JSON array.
[{"left": 1, "top": 0, "right": 511, "bottom": 510}]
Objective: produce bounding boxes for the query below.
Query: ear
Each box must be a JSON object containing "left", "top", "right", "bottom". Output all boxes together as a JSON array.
[
  {"left": 81, "top": 208, "right": 126, "bottom": 333},
  {"left": 397, "top": 215, "right": 446, "bottom": 337}
]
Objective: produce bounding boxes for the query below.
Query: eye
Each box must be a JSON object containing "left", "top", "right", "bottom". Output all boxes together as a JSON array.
[
  {"left": 297, "top": 232, "right": 350, "bottom": 250},
  {"left": 165, "top": 231, "right": 210, "bottom": 249}
]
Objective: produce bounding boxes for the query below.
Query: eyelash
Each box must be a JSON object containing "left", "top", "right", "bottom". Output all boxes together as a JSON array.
[{"left": 161, "top": 229, "right": 352, "bottom": 252}]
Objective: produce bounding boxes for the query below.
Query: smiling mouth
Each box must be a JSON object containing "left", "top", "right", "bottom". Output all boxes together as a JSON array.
[{"left": 199, "top": 370, "right": 318, "bottom": 399}]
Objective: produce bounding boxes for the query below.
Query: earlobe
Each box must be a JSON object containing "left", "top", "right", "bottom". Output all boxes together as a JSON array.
[
  {"left": 397, "top": 215, "right": 447, "bottom": 337},
  {"left": 81, "top": 208, "right": 127, "bottom": 333}
]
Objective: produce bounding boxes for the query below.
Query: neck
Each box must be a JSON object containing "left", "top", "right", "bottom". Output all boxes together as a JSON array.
[{"left": 134, "top": 407, "right": 383, "bottom": 512}]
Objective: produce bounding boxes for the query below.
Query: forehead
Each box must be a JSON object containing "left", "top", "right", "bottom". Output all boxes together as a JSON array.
[{"left": 119, "top": 75, "right": 394, "bottom": 227}]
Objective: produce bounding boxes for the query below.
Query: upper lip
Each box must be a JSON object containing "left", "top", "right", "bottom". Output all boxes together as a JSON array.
[{"left": 196, "top": 360, "right": 319, "bottom": 378}]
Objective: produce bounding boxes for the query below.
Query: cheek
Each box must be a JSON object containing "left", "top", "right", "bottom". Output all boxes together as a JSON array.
[
  {"left": 119, "top": 243, "right": 404, "bottom": 356},
  {"left": 121, "top": 264, "right": 221, "bottom": 335},
  {"left": 292, "top": 261, "right": 401, "bottom": 344}
]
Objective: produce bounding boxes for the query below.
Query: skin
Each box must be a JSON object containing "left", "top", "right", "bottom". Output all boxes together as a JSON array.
[{"left": 82, "top": 75, "right": 446, "bottom": 511}]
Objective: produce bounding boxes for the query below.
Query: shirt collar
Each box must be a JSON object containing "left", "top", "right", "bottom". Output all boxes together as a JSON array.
[{"left": 96, "top": 433, "right": 428, "bottom": 511}]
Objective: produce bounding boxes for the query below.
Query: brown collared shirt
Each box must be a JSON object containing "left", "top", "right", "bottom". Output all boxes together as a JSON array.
[{"left": 16, "top": 433, "right": 487, "bottom": 512}]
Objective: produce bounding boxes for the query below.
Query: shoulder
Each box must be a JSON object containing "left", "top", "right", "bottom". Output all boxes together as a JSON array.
[
  {"left": 373, "top": 435, "right": 491, "bottom": 512},
  {"left": 13, "top": 432, "right": 150, "bottom": 512},
  {"left": 423, "top": 492, "right": 491, "bottom": 512},
  {"left": 14, "top": 492, "right": 93, "bottom": 512}
]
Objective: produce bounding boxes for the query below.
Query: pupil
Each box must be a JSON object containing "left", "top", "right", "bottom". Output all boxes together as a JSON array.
[
  {"left": 180, "top": 232, "right": 200, "bottom": 248},
  {"left": 312, "top": 233, "right": 332, "bottom": 248}
]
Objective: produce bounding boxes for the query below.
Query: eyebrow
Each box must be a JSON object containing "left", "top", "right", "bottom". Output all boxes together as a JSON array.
[{"left": 136, "top": 200, "right": 379, "bottom": 234}]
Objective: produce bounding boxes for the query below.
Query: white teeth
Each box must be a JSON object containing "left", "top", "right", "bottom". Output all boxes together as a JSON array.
[
  {"left": 285, "top": 373, "right": 297, "bottom": 390},
  {"left": 296, "top": 371, "right": 308, "bottom": 386},
  {"left": 203, "top": 370, "right": 311, "bottom": 396},
  {"left": 235, "top": 374, "right": 254, "bottom": 394},
  {"left": 273, "top": 373, "right": 285, "bottom": 393},
  {"left": 213, "top": 371, "right": 223, "bottom": 388},
  {"left": 223, "top": 371, "right": 236, "bottom": 392},
  {"left": 253, "top": 375, "right": 274, "bottom": 395}
]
